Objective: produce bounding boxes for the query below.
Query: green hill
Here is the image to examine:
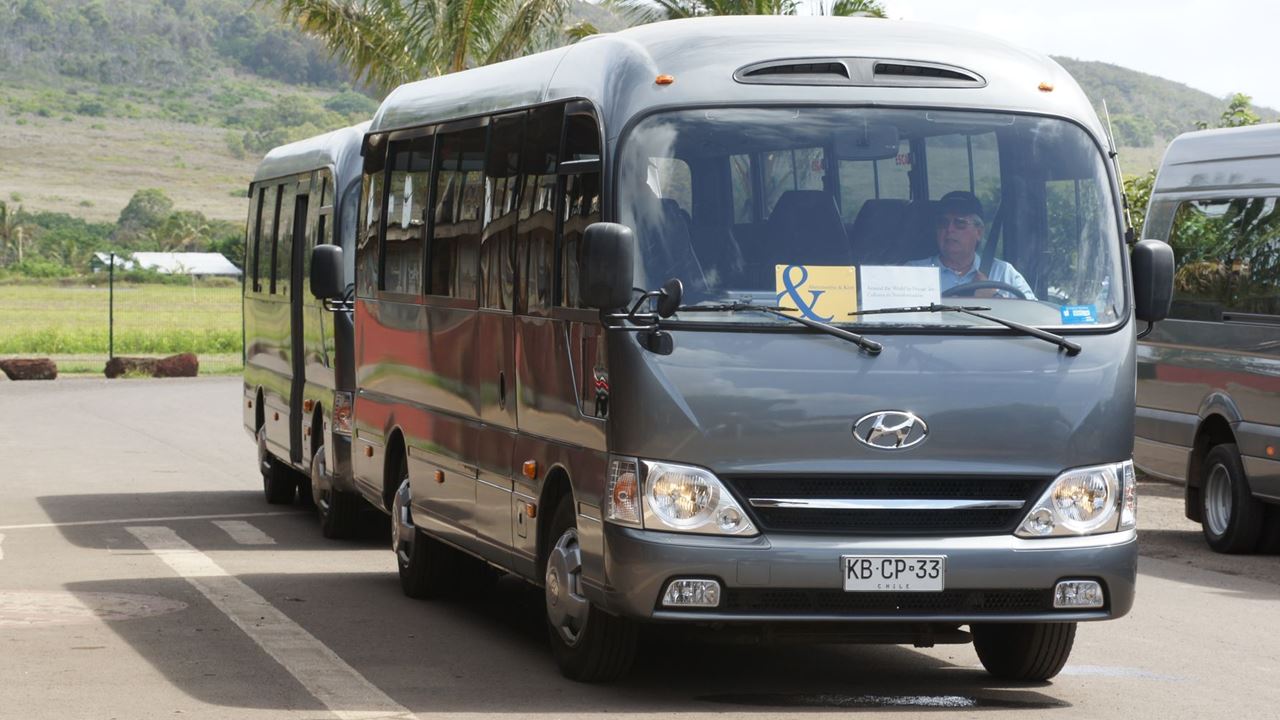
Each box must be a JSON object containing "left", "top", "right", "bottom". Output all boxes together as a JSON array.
[{"left": 0, "top": 2, "right": 1274, "bottom": 228}]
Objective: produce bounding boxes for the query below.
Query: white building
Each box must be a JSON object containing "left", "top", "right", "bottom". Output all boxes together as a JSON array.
[{"left": 92, "top": 252, "right": 242, "bottom": 277}]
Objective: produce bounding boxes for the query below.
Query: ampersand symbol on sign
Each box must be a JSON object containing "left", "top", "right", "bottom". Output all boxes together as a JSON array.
[{"left": 777, "top": 265, "right": 833, "bottom": 322}]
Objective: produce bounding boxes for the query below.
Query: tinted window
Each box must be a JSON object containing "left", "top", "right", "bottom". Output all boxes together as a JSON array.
[
  {"left": 1169, "top": 197, "right": 1280, "bottom": 320},
  {"left": 560, "top": 108, "right": 601, "bottom": 309},
  {"left": 430, "top": 126, "right": 485, "bottom": 299},
  {"left": 275, "top": 183, "right": 296, "bottom": 297},
  {"left": 356, "top": 142, "right": 385, "bottom": 298},
  {"left": 518, "top": 105, "right": 563, "bottom": 314},
  {"left": 384, "top": 137, "right": 432, "bottom": 295},
  {"left": 482, "top": 113, "right": 523, "bottom": 310},
  {"left": 252, "top": 185, "right": 275, "bottom": 293}
]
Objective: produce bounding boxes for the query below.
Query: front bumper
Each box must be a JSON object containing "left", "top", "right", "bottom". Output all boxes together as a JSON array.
[{"left": 598, "top": 525, "right": 1136, "bottom": 623}]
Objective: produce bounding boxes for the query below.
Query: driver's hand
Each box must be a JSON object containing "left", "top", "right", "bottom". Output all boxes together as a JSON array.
[{"left": 974, "top": 270, "right": 997, "bottom": 299}]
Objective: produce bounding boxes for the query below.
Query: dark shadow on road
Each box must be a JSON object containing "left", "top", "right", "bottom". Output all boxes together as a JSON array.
[
  {"left": 36, "top": 491, "right": 386, "bottom": 552},
  {"left": 67, "top": 564, "right": 1072, "bottom": 714}
]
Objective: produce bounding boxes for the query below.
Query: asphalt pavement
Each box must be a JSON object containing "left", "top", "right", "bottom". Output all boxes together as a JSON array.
[{"left": 1, "top": 377, "right": 1277, "bottom": 719}]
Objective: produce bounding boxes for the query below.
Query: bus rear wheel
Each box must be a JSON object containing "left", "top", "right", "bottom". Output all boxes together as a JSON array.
[
  {"left": 392, "top": 472, "right": 455, "bottom": 599},
  {"left": 972, "top": 622, "right": 1075, "bottom": 682},
  {"left": 257, "top": 426, "right": 295, "bottom": 505},
  {"left": 1201, "top": 443, "right": 1265, "bottom": 553},
  {"left": 544, "top": 495, "right": 636, "bottom": 682}
]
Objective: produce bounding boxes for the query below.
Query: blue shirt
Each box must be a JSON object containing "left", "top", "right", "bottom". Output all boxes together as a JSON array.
[{"left": 904, "top": 255, "right": 1035, "bottom": 300}]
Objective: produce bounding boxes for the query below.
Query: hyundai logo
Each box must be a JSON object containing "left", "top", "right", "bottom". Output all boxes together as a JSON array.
[{"left": 853, "top": 411, "right": 928, "bottom": 450}]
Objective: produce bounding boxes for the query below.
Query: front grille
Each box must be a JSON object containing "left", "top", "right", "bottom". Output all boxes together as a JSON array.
[
  {"left": 718, "top": 588, "right": 1056, "bottom": 616},
  {"left": 725, "top": 475, "right": 1050, "bottom": 535}
]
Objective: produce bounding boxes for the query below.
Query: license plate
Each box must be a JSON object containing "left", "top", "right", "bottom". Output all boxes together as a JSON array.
[{"left": 842, "top": 555, "right": 946, "bottom": 592}]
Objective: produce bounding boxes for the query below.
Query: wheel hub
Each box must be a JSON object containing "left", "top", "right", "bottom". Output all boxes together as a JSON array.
[
  {"left": 545, "top": 528, "right": 588, "bottom": 646},
  {"left": 392, "top": 478, "right": 415, "bottom": 563}
]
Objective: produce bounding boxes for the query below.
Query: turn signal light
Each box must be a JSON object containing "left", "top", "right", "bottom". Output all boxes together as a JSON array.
[
  {"left": 434, "top": 470, "right": 445, "bottom": 484},
  {"left": 522, "top": 460, "right": 538, "bottom": 479},
  {"left": 656, "top": 74, "right": 675, "bottom": 85}
]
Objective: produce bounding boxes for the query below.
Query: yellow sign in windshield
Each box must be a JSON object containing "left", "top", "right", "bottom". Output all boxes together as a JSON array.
[{"left": 774, "top": 265, "right": 858, "bottom": 322}]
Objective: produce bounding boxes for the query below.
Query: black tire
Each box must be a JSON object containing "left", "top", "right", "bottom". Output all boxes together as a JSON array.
[
  {"left": 544, "top": 495, "right": 637, "bottom": 683},
  {"left": 258, "top": 425, "right": 295, "bottom": 505},
  {"left": 391, "top": 458, "right": 456, "bottom": 599},
  {"left": 972, "top": 622, "right": 1076, "bottom": 682},
  {"left": 1257, "top": 505, "right": 1280, "bottom": 554},
  {"left": 310, "top": 445, "right": 360, "bottom": 539},
  {"left": 1200, "top": 443, "right": 1265, "bottom": 554}
]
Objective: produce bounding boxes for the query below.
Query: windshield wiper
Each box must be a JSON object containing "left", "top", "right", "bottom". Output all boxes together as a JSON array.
[
  {"left": 848, "top": 303, "right": 1081, "bottom": 356},
  {"left": 678, "top": 302, "right": 883, "bottom": 355}
]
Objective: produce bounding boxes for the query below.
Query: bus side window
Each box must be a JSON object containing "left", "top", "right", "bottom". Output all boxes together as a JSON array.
[
  {"left": 430, "top": 125, "right": 485, "bottom": 300},
  {"left": 383, "top": 137, "right": 432, "bottom": 296},
  {"left": 559, "top": 108, "right": 601, "bottom": 309},
  {"left": 1168, "top": 197, "right": 1280, "bottom": 320},
  {"left": 259, "top": 184, "right": 279, "bottom": 295},
  {"left": 519, "top": 104, "right": 564, "bottom": 315},
  {"left": 275, "top": 181, "right": 296, "bottom": 297},
  {"left": 482, "top": 112, "right": 525, "bottom": 311},
  {"left": 356, "top": 139, "right": 386, "bottom": 298},
  {"left": 250, "top": 185, "right": 268, "bottom": 293}
]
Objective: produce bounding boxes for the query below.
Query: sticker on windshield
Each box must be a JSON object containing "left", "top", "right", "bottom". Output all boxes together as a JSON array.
[
  {"left": 1060, "top": 305, "right": 1098, "bottom": 325},
  {"left": 775, "top": 265, "right": 858, "bottom": 322},
  {"left": 858, "top": 266, "right": 942, "bottom": 321}
]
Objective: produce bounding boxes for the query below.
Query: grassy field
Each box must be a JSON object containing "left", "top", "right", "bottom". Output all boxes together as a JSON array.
[{"left": 0, "top": 282, "right": 242, "bottom": 364}]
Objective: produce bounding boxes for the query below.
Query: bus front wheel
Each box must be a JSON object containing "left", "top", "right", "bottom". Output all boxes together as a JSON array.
[
  {"left": 544, "top": 495, "right": 636, "bottom": 682},
  {"left": 972, "top": 622, "right": 1075, "bottom": 682}
]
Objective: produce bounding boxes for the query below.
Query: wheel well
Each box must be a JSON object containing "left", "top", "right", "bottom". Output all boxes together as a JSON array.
[
  {"left": 382, "top": 429, "right": 405, "bottom": 512},
  {"left": 1186, "top": 415, "right": 1235, "bottom": 522},
  {"left": 255, "top": 389, "right": 265, "bottom": 431},
  {"left": 537, "top": 467, "right": 573, "bottom": 572}
]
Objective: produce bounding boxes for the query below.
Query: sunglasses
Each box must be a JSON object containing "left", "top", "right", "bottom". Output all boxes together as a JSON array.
[{"left": 937, "top": 215, "right": 984, "bottom": 230}]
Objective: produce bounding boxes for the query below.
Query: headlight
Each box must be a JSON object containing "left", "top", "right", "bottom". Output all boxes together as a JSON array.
[
  {"left": 604, "top": 457, "right": 756, "bottom": 537},
  {"left": 1017, "top": 460, "right": 1134, "bottom": 538}
]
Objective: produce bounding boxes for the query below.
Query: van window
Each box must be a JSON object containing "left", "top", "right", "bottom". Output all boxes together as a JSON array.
[
  {"left": 384, "top": 137, "right": 432, "bottom": 296},
  {"left": 519, "top": 104, "right": 563, "bottom": 314},
  {"left": 561, "top": 109, "right": 601, "bottom": 309},
  {"left": 252, "top": 185, "right": 274, "bottom": 293},
  {"left": 1168, "top": 197, "right": 1280, "bottom": 320},
  {"left": 482, "top": 113, "right": 524, "bottom": 310},
  {"left": 274, "top": 183, "right": 296, "bottom": 297},
  {"left": 619, "top": 107, "right": 1124, "bottom": 328},
  {"left": 356, "top": 143, "right": 385, "bottom": 298},
  {"left": 430, "top": 126, "right": 485, "bottom": 299}
]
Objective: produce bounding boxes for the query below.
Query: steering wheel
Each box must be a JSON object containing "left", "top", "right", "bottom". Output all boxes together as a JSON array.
[{"left": 942, "top": 280, "right": 1027, "bottom": 299}]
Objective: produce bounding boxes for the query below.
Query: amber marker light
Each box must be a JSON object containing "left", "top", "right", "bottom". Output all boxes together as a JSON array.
[
  {"left": 525, "top": 503, "right": 537, "bottom": 519},
  {"left": 1268, "top": 445, "right": 1276, "bottom": 458},
  {"left": 434, "top": 470, "right": 445, "bottom": 484},
  {"left": 656, "top": 74, "right": 675, "bottom": 85},
  {"left": 1038, "top": 82, "right": 1054, "bottom": 92},
  {"left": 523, "top": 460, "right": 539, "bottom": 479}
]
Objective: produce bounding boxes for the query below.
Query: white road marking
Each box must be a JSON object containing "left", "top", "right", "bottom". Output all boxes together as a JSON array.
[
  {"left": 0, "top": 511, "right": 299, "bottom": 532},
  {"left": 212, "top": 520, "right": 277, "bottom": 545},
  {"left": 0, "top": 533, "right": 5, "bottom": 560},
  {"left": 126, "top": 526, "right": 417, "bottom": 720}
]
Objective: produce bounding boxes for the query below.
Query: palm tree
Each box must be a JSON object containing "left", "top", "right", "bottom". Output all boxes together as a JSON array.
[
  {"left": 0, "top": 201, "right": 29, "bottom": 266},
  {"left": 271, "top": 0, "right": 576, "bottom": 93},
  {"left": 610, "top": 0, "right": 885, "bottom": 23}
]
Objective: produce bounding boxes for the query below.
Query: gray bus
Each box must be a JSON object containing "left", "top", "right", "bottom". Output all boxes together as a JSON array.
[
  {"left": 310, "top": 17, "right": 1173, "bottom": 682},
  {"left": 1135, "top": 123, "right": 1280, "bottom": 553},
  {"left": 243, "top": 122, "right": 368, "bottom": 538}
]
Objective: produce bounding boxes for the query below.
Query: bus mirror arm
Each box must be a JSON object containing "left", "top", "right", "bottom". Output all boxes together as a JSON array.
[{"left": 1132, "top": 239, "right": 1174, "bottom": 325}]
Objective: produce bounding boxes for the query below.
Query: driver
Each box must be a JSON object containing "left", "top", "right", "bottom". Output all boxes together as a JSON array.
[{"left": 906, "top": 191, "right": 1034, "bottom": 300}]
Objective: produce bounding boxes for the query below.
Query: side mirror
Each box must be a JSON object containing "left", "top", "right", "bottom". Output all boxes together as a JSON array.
[
  {"left": 1132, "top": 239, "right": 1174, "bottom": 323},
  {"left": 579, "top": 222, "right": 635, "bottom": 311},
  {"left": 310, "top": 244, "right": 345, "bottom": 301}
]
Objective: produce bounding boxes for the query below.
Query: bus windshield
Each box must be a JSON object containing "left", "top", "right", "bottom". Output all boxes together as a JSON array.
[{"left": 617, "top": 107, "right": 1125, "bottom": 330}]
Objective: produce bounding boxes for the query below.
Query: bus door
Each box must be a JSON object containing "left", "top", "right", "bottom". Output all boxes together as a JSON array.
[{"left": 288, "top": 182, "right": 310, "bottom": 465}]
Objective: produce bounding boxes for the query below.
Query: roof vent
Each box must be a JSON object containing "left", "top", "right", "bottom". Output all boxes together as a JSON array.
[
  {"left": 874, "top": 62, "right": 981, "bottom": 84},
  {"left": 743, "top": 62, "right": 850, "bottom": 80},
  {"left": 735, "top": 57, "right": 985, "bottom": 88}
]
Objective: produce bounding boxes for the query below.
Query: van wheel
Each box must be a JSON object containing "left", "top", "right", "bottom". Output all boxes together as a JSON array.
[
  {"left": 544, "top": 496, "right": 637, "bottom": 682},
  {"left": 257, "top": 426, "right": 295, "bottom": 505},
  {"left": 1201, "top": 443, "right": 1264, "bottom": 553},
  {"left": 972, "top": 622, "right": 1075, "bottom": 682},
  {"left": 392, "top": 471, "right": 454, "bottom": 599},
  {"left": 312, "top": 445, "right": 358, "bottom": 539}
]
